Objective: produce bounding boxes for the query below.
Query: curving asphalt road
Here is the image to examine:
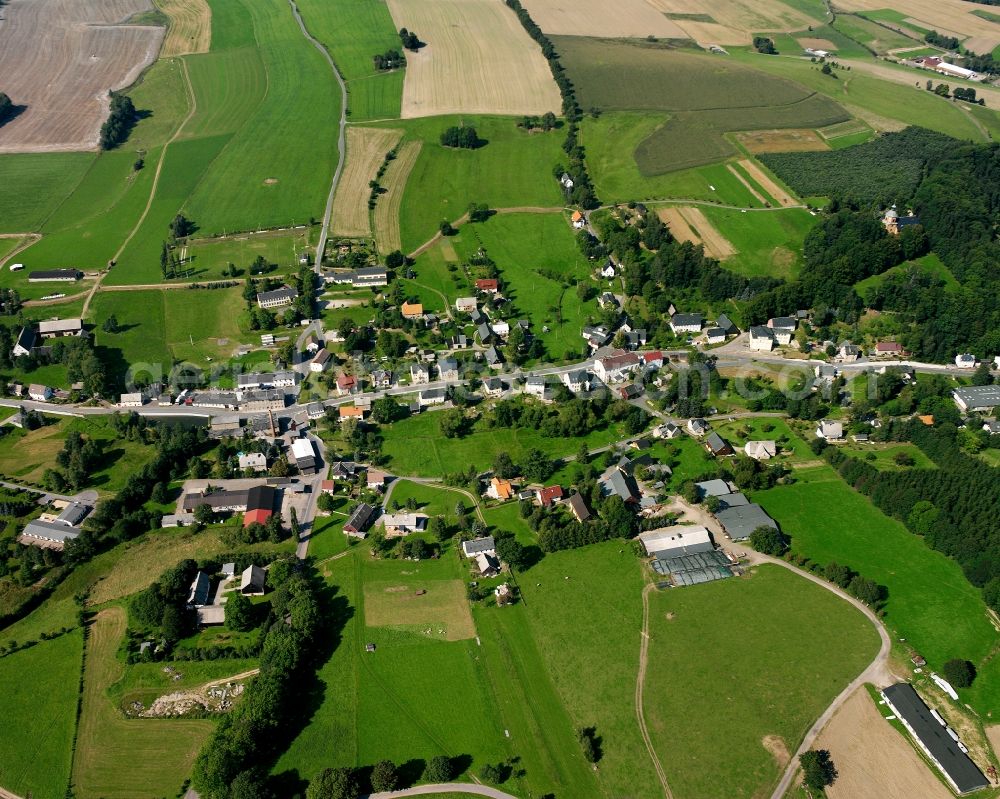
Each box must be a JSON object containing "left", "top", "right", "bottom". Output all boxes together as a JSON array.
[
  {"left": 286, "top": 0, "right": 347, "bottom": 269},
  {"left": 366, "top": 784, "right": 519, "bottom": 799}
]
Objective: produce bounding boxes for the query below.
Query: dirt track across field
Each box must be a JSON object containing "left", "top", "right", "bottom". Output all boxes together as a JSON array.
[{"left": 0, "top": 0, "right": 165, "bottom": 152}]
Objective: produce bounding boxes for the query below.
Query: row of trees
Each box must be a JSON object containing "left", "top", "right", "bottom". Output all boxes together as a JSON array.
[{"left": 99, "top": 92, "right": 137, "bottom": 150}]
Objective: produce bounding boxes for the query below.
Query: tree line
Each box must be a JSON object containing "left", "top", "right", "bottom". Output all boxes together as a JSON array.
[{"left": 99, "top": 92, "right": 137, "bottom": 150}]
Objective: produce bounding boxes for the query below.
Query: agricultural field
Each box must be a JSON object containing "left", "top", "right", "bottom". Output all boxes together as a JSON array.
[
  {"left": 374, "top": 140, "right": 422, "bottom": 253},
  {"left": 0, "top": 632, "right": 83, "bottom": 798},
  {"left": 391, "top": 116, "right": 567, "bottom": 252},
  {"left": 555, "top": 39, "right": 849, "bottom": 173},
  {"left": 73, "top": 607, "right": 215, "bottom": 799},
  {"left": 89, "top": 286, "right": 254, "bottom": 369},
  {"left": 332, "top": 127, "right": 404, "bottom": 238},
  {"left": 645, "top": 564, "right": 879, "bottom": 799},
  {"left": 380, "top": 406, "right": 632, "bottom": 477},
  {"left": 754, "top": 469, "right": 1000, "bottom": 715},
  {"left": 0, "top": 0, "right": 164, "bottom": 152},
  {"left": 841, "top": 0, "right": 1000, "bottom": 46},
  {"left": 658, "top": 206, "right": 736, "bottom": 259},
  {"left": 646, "top": 0, "right": 825, "bottom": 45},
  {"left": 734, "top": 128, "right": 830, "bottom": 153},
  {"left": 831, "top": 13, "right": 918, "bottom": 53},
  {"left": 0, "top": 154, "right": 95, "bottom": 232},
  {"left": 519, "top": 0, "right": 690, "bottom": 39},
  {"left": 157, "top": 0, "right": 212, "bottom": 56},
  {"left": 387, "top": 0, "right": 561, "bottom": 118}
]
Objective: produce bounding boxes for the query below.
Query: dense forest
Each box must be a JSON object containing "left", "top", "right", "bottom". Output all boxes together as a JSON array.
[
  {"left": 825, "top": 421, "right": 1000, "bottom": 612},
  {"left": 759, "top": 128, "right": 954, "bottom": 206}
]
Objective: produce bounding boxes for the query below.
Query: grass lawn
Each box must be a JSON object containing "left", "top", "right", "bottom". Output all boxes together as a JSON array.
[
  {"left": 0, "top": 631, "right": 83, "bottom": 798},
  {"left": 754, "top": 470, "right": 1000, "bottom": 714},
  {"left": 0, "top": 153, "right": 96, "bottom": 233},
  {"left": 838, "top": 441, "right": 937, "bottom": 471},
  {"left": 0, "top": 416, "right": 155, "bottom": 491},
  {"left": 294, "top": 0, "right": 403, "bottom": 120},
  {"left": 978, "top": 449, "right": 1000, "bottom": 468},
  {"left": 182, "top": 228, "right": 313, "bottom": 281},
  {"left": 73, "top": 606, "right": 215, "bottom": 799},
  {"left": 111, "top": 657, "right": 258, "bottom": 709},
  {"left": 308, "top": 511, "right": 352, "bottom": 561},
  {"left": 90, "top": 286, "right": 255, "bottom": 370},
  {"left": 275, "top": 552, "right": 519, "bottom": 789},
  {"left": 696, "top": 206, "right": 817, "bottom": 279},
  {"left": 424, "top": 212, "right": 597, "bottom": 358},
  {"left": 645, "top": 564, "right": 879, "bottom": 799},
  {"left": 392, "top": 116, "right": 567, "bottom": 252},
  {"left": 710, "top": 417, "right": 816, "bottom": 463},
  {"left": 386, "top": 480, "right": 467, "bottom": 518},
  {"left": 380, "top": 409, "right": 633, "bottom": 477}
]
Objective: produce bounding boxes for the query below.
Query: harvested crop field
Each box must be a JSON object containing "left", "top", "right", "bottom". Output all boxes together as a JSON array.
[
  {"left": 736, "top": 158, "right": 798, "bottom": 205},
  {"left": 797, "top": 36, "right": 838, "bottom": 50},
  {"left": 841, "top": 0, "right": 1000, "bottom": 42},
  {"left": 645, "top": 0, "right": 821, "bottom": 45},
  {"left": 813, "top": 688, "right": 952, "bottom": 799},
  {"left": 658, "top": 206, "right": 735, "bottom": 258},
  {"left": 375, "top": 139, "right": 421, "bottom": 253},
  {"left": 0, "top": 0, "right": 165, "bottom": 152},
  {"left": 364, "top": 578, "right": 476, "bottom": 640},
  {"left": 735, "top": 128, "right": 829, "bottom": 153},
  {"left": 387, "top": 0, "right": 561, "bottom": 117},
  {"left": 331, "top": 127, "right": 403, "bottom": 237},
  {"left": 520, "top": 0, "right": 689, "bottom": 39},
  {"left": 156, "top": 0, "right": 211, "bottom": 56}
]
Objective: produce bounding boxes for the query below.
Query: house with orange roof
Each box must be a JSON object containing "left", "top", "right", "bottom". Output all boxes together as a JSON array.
[
  {"left": 401, "top": 301, "right": 424, "bottom": 319},
  {"left": 571, "top": 210, "right": 586, "bottom": 229},
  {"left": 486, "top": 477, "right": 515, "bottom": 501},
  {"left": 339, "top": 405, "right": 365, "bottom": 420}
]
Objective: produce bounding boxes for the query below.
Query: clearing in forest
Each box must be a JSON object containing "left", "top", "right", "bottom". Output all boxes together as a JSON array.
[
  {"left": 331, "top": 127, "right": 403, "bottom": 237},
  {"left": 0, "top": 0, "right": 164, "bottom": 152},
  {"left": 156, "top": 0, "right": 211, "bottom": 56},
  {"left": 386, "top": 0, "right": 561, "bottom": 117}
]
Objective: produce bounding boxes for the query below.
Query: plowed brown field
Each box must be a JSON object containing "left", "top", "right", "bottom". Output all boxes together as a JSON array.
[{"left": 0, "top": 0, "right": 164, "bottom": 152}]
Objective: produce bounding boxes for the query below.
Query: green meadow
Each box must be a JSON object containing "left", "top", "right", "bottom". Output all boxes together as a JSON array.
[
  {"left": 294, "top": 0, "right": 404, "bottom": 120},
  {"left": 391, "top": 116, "right": 567, "bottom": 252},
  {"left": 0, "top": 153, "right": 95, "bottom": 233},
  {"left": 755, "top": 469, "right": 1000, "bottom": 714},
  {"left": 0, "top": 631, "right": 84, "bottom": 799},
  {"left": 645, "top": 564, "right": 879, "bottom": 799},
  {"left": 856, "top": 252, "right": 960, "bottom": 296},
  {"left": 696, "top": 206, "right": 818, "bottom": 279}
]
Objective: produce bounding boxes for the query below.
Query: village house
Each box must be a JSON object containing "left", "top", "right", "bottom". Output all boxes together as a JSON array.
[
  {"left": 256, "top": 287, "right": 298, "bottom": 309},
  {"left": 336, "top": 373, "right": 358, "bottom": 395},
  {"left": 401, "top": 301, "right": 424, "bottom": 319},
  {"left": 367, "top": 469, "right": 389, "bottom": 491},
  {"left": 462, "top": 536, "right": 496, "bottom": 559},
  {"left": 11, "top": 327, "right": 37, "bottom": 358},
  {"left": 455, "top": 296, "right": 477, "bottom": 314},
  {"left": 688, "top": 418, "right": 709, "bottom": 436},
  {"left": 669, "top": 313, "right": 703, "bottom": 336},
  {"left": 582, "top": 324, "right": 612, "bottom": 349},
  {"left": 623, "top": 329, "right": 647, "bottom": 349},
  {"left": 487, "top": 477, "right": 515, "bottom": 501},
  {"left": 291, "top": 437, "right": 317, "bottom": 474},
  {"left": 955, "top": 353, "right": 977, "bottom": 368},
  {"left": 566, "top": 492, "right": 592, "bottom": 522},
  {"left": 344, "top": 502, "right": 377, "bottom": 537},
  {"left": 238, "top": 452, "right": 267, "bottom": 472},
  {"left": 601, "top": 466, "right": 640, "bottom": 504},
  {"left": 238, "top": 371, "right": 298, "bottom": 390},
  {"left": 766, "top": 318, "right": 794, "bottom": 346},
  {"left": 715, "top": 314, "right": 737, "bottom": 336},
  {"left": 594, "top": 351, "right": 641, "bottom": 384},
  {"left": 119, "top": 392, "right": 144, "bottom": 408},
  {"left": 475, "top": 278, "right": 499, "bottom": 294},
  {"left": 653, "top": 421, "right": 681, "bottom": 439},
  {"left": 881, "top": 207, "right": 922, "bottom": 235},
  {"left": 571, "top": 210, "right": 586, "bottom": 229},
  {"left": 310, "top": 348, "right": 332, "bottom": 373},
  {"left": 816, "top": 420, "right": 844, "bottom": 440},
  {"left": 240, "top": 564, "right": 266, "bottom": 596},
  {"left": 641, "top": 350, "right": 664, "bottom": 370},
  {"left": 744, "top": 440, "right": 777, "bottom": 460},
  {"left": 484, "top": 346, "right": 503, "bottom": 369},
  {"left": 873, "top": 341, "right": 904, "bottom": 358},
  {"left": 339, "top": 405, "right": 365, "bottom": 421},
  {"left": 562, "top": 369, "right": 592, "bottom": 393},
  {"left": 705, "top": 431, "right": 733, "bottom": 457},
  {"left": 524, "top": 376, "right": 547, "bottom": 399},
  {"left": 749, "top": 326, "right": 775, "bottom": 352},
  {"left": 482, "top": 377, "right": 504, "bottom": 397},
  {"left": 28, "top": 384, "right": 52, "bottom": 402},
  {"left": 371, "top": 369, "right": 394, "bottom": 389},
  {"left": 410, "top": 362, "right": 431, "bottom": 385},
  {"left": 559, "top": 172, "right": 574, "bottom": 190},
  {"left": 838, "top": 342, "right": 861, "bottom": 361},
  {"left": 381, "top": 512, "right": 429, "bottom": 538},
  {"left": 437, "top": 357, "right": 459, "bottom": 382},
  {"left": 600, "top": 259, "right": 616, "bottom": 279},
  {"left": 705, "top": 328, "right": 726, "bottom": 345},
  {"left": 535, "top": 485, "right": 564, "bottom": 507},
  {"left": 419, "top": 388, "right": 447, "bottom": 406}
]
